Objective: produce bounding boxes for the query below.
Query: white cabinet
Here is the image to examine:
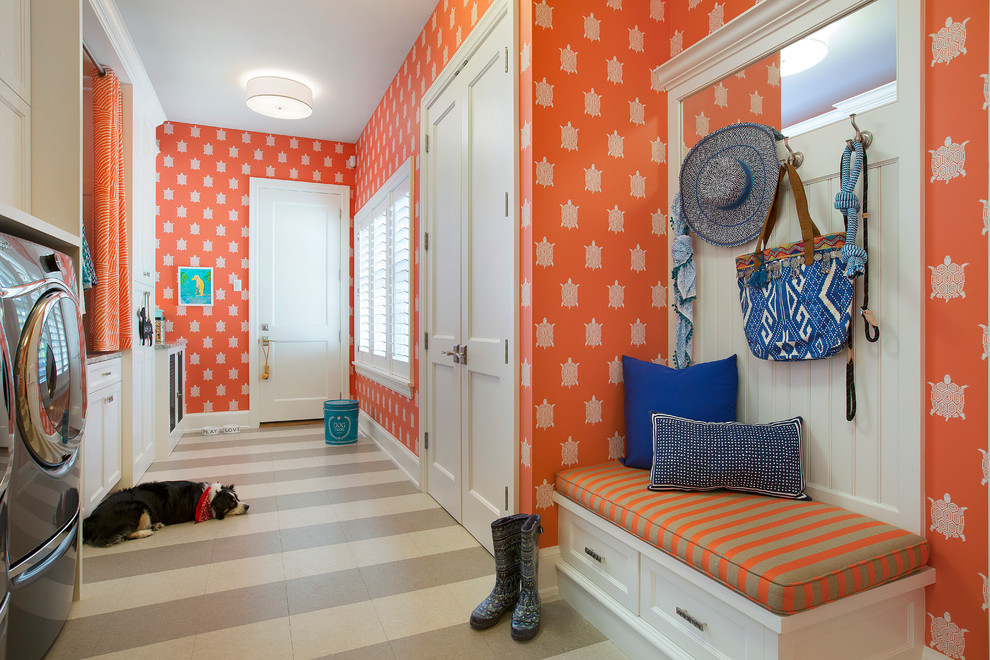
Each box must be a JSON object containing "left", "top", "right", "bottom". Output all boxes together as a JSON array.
[
  {"left": 84, "top": 357, "right": 122, "bottom": 516},
  {"left": 155, "top": 341, "right": 185, "bottom": 459},
  {"left": 0, "top": 0, "right": 30, "bottom": 211},
  {"left": 121, "top": 284, "right": 156, "bottom": 487}
]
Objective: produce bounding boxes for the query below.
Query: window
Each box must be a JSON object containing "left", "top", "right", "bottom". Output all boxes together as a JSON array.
[{"left": 354, "top": 158, "right": 413, "bottom": 395}]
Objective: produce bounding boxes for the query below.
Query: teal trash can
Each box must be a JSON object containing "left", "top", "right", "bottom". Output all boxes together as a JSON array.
[{"left": 324, "top": 399, "right": 359, "bottom": 445}]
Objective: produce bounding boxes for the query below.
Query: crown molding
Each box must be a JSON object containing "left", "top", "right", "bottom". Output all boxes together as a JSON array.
[{"left": 652, "top": 0, "right": 873, "bottom": 100}]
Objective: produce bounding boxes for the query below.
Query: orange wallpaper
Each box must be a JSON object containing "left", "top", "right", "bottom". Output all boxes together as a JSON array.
[
  {"left": 681, "top": 52, "right": 782, "bottom": 150},
  {"left": 923, "top": 1, "right": 989, "bottom": 656},
  {"left": 522, "top": 0, "right": 669, "bottom": 545},
  {"left": 353, "top": 0, "right": 495, "bottom": 453},
  {"left": 669, "top": 0, "right": 754, "bottom": 58},
  {"left": 156, "top": 122, "right": 356, "bottom": 414}
]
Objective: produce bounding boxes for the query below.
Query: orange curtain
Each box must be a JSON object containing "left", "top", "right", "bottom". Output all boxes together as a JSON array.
[{"left": 88, "top": 70, "right": 131, "bottom": 351}]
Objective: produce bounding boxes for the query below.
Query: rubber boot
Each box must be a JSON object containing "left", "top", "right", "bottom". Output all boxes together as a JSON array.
[
  {"left": 469, "top": 513, "right": 530, "bottom": 629},
  {"left": 510, "top": 514, "right": 543, "bottom": 641}
]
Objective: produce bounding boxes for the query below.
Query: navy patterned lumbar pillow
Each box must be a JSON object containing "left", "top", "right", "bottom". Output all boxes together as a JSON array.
[{"left": 648, "top": 413, "right": 809, "bottom": 500}]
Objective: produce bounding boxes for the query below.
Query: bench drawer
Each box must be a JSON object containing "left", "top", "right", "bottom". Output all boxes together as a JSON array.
[
  {"left": 87, "top": 358, "right": 121, "bottom": 393},
  {"left": 640, "top": 553, "right": 767, "bottom": 660},
  {"left": 558, "top": 505, "right": 639, "bottom": 613}
]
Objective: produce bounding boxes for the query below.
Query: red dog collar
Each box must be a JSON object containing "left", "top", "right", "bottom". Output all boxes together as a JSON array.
[{"left": 195, "top": 485, "right": 215, "bottom": 523}]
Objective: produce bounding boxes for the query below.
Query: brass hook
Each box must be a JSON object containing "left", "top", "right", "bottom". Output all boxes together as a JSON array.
[
  {"left": 849, "top": 114, "right": 873, "bottom": 149},
  {"left": 783, "top": 137, "right": 804, "bottom": 169}
]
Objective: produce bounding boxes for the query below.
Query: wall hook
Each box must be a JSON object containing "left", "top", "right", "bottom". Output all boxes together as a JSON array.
[
  {"left": 783, "top": 137, "right": 804, "bottom": 169},
  {"left": 849, "top": 113, "right": 873, "bottom": 149}
]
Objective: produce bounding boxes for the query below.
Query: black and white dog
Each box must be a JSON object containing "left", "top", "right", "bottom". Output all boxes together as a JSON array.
[{"left": 83, "top": 481, "right": 249, "bottom": 547}]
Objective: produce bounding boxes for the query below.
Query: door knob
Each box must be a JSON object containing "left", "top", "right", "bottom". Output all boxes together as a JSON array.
[{"left": 441, "top": 344, "right": 467, "bottom": 364}]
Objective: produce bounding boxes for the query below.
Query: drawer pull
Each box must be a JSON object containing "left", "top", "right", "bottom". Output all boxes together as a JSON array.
[
  {"left": 584, "top": 547, "right": 603, "bottom": 563},
  {"left": 106, "top": 395, "right": 114, "bottom": 403},
  {"left": 101, "top": 371, "right": 112, "bottom": 377},
  {"left": 676, "top": 607, "right": 707, "bottom": 632}
]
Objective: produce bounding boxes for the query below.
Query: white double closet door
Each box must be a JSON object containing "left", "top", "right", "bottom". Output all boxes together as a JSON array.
[{"left": 422, "top": 10, "right": 516, "bottom": 554}]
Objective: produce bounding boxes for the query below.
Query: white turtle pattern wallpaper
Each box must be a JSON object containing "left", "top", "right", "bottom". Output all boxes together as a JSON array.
[{"left": 924, "top": 0, "right": 988, "bottom": 657}]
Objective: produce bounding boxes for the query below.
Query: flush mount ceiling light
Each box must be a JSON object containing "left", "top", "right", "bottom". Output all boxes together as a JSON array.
[
  {"left": 780, "top": 38, "right": 828, "bottom": 77},
  {"left": 246, "top": 76, "right": 313, "bottom": 119}
]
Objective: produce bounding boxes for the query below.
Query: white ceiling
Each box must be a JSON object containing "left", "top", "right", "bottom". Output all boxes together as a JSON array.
[{"left": 93, "top": 0, "right": 439, "bottom": 143}]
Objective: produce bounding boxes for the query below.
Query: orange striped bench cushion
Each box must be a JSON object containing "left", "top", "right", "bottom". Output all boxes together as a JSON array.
[{"left": 556, "top": 462, "right": 928, "bottom": 614}]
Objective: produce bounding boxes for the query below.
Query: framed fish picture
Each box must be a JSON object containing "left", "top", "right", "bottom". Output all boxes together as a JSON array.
[{"left": 178, "top": 266, "right": 213, "bottom": 306}]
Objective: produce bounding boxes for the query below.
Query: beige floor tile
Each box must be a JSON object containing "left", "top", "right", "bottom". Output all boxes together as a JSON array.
[
  {"left": 277, "top": 504, "right": 338, "bottom": 529},
  {"left": 348, "top": 533, "right": 422, "bottom": 567},
  {"left": 191, "top": 617, "right": 294, "bottom": 660},
  {"left": 145, "top": 460, "right": 276, "bottom": 482},
  {"left": 407, "top": 524, "right": 480, "bottom": 556},
  {"left": 445, "top": 575, "right": 497, "bottom": 620},
  {"left": 333, "top": 493, "right": 438, "bottom": 522},
  {"left": 282, "top": 542, "right": 357, "bottom": 580},
  {"left": 233, "top": 480, "right": 277, "bottom": 500},
  {"left": 82, "top": 519, "right": 221, "bottom": 555},
  {"left": 544, "top": 640, "right": 630, "bottom": 659},
  {"left": 289, "top": 600, "right": 388, "bottom": 659},
  {"left": 272, "top": 452, "right": 384, "bottom": 473},
  {"left": 274, "top": 476, "right": 334, "bottom": 496},
  {"left": 205, "top": 552, "right": 285, "bottom": 593},
  {"left": 87, "top": 636, "right": 196, "bottom": 659},
  {"left": 371, "top": 583, "right": 469, "bottom": 640},
  {"left": 70, "top": 576, "right": 133, "bottom": 619},
  {"left": 118, "top": 565, "right": 211, "bottom": 609},
  {"left": 213, "top": 509, "right": 281, "bottom": 538}
]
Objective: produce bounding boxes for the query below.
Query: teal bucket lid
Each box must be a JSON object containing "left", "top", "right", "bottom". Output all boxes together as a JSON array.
[{"left": 324, "top": 399, "right": 358, "bottom": 409}]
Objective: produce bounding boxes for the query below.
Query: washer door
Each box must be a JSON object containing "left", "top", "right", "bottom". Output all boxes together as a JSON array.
[{"left": 15, "top": 288, "right": 85, "bottom": 473}]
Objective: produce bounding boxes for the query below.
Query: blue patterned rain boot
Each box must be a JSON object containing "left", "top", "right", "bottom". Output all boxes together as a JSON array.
[
  {"left": 510, "top": 514, "right": 543, "bottom": 641},
  {"left": 470, "top": 513, "right": 530, "bottom": 630}
]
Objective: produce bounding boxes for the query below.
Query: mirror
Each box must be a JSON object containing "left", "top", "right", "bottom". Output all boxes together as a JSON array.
[{"left": 682, "top": 0, "right": 896, "bottom": 151}]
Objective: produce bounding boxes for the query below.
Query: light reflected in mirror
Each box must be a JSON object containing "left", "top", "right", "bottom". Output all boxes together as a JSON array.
[{"left": 682, "top": 0, "right": 896, "bottom": 151}]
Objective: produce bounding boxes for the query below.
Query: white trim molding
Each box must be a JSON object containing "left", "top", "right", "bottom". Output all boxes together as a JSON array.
[{"left": 358, "top": 410, "right": 420, "bottom": 489}]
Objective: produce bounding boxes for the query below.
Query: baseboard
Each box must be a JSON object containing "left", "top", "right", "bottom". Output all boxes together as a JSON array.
[
  {"left": 185, "top": 410, "right": 254, "bottom": 431},
  {"left": 921, "top": 647, "right": 953, "bottom": 660},
  {"left": 358, "top": 410, "right": 420, "bottom": 488},
  {"left": 539, "top": 545, "right": 560, "bottom": 600}
]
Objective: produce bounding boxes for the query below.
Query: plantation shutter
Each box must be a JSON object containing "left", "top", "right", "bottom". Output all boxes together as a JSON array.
[{"left": 390, "top": 175, "right": 412, "bottom": 379}]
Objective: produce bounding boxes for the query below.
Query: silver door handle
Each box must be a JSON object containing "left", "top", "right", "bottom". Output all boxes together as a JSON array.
[{"left": 441, "top": 344, "right": 467, "bottom": 364}]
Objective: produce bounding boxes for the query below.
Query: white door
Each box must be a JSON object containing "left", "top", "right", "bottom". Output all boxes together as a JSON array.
[
  {"left": 250, "top": 179, "right": 349, "bottom": 423},
  {"left": 424, "top": 11, "right": 515, "bottom": 552}
]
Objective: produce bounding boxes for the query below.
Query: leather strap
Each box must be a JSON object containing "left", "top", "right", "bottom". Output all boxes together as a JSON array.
[{"left": 751, "top": 163, "right": 821, "bottom": 269}]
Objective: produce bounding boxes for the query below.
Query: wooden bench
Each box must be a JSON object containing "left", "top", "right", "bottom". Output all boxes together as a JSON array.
[{"left": 554, "top": 463, "right": 935, "bottom": 660}]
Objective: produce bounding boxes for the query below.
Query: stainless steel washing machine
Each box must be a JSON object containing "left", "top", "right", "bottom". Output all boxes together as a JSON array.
[{"left": 0, "top": 234, "right": 85, "bottom": 660}]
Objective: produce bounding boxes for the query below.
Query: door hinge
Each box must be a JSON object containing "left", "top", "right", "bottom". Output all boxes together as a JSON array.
[
  {"left": 424, "top": 432, "right": 429, "bottom": 451},
  {"left": 424, "top": 332, "right": 429, "bottom": 350},
  {"left": 504, "top": 47, "right": 509, "bottom": 73},
  {"left": 424, "top": 232, "right": 429, "bottom": 251},
  {"left": 504, "top": 486, "right": 509, "bottom": 510},
  {"left": 505, "top": 192, "right": 509, "bottom": 217},
  {"left": 425, "top": 134, "right": 429, "bottom": 153},
  {"left": 504, "top": 339, "right": 509, "bottom": 365}
]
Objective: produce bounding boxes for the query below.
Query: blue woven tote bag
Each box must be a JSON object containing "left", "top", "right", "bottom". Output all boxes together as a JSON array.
[{"left": 735, "top": 164, "right": 853, "bottom": 361}]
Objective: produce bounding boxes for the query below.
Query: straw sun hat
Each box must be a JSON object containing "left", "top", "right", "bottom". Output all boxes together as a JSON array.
[{"left": 678, "top": 122, "right": 783, "bottom": 247}]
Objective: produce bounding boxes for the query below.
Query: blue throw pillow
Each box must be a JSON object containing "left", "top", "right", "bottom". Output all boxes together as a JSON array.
[
  {"left": 621, "top": 354, "right": 737, "bottom": 469},
  {"left": 648, "top": 413, "right": 810, "bottom": 500}
]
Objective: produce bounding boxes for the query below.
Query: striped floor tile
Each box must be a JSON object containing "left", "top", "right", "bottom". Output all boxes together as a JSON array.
[{"left": 46, "top": 425, "right": 625, "bottom": 660}]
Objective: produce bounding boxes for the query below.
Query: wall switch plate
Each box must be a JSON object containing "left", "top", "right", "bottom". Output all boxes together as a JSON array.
[{"left": 233, "top": 278, "right": 242, "bottom": 291}]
